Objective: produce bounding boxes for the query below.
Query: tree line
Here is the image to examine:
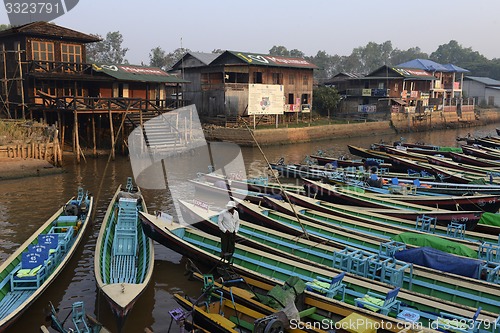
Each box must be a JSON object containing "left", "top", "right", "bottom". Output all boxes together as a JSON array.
[
  {"left": 86, "top": 31, "right": 500, "bottom": 81},
  {"left": 1, "top": 24, "right": 498, "bottom": 80}
]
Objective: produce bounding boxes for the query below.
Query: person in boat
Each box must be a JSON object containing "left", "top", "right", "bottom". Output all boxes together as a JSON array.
[
  {"left": 218, "top": 200, "right": 240, "bottom": 262},
  {"left": 366, "top": 168, "right": 383, "bottom": 188},
  {"left": 362, "top": 158, "right": 380, "bottom": 173}
]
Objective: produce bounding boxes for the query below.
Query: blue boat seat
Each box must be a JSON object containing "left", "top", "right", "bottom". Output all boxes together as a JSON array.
[
  {"left": 355, "top": 287, "right": 401, "bottom": 316},
  {"left": 433, "top": 307, "right": 482, "bottom": 333},
  {"left": 57, "top": 215, "right": 79, "bottom": 224},
  {"left": 11, "top": 252, "right": 47, "bottom": 290},
  {"left": 38, "top": 234, "right": 59, "bottom": 250},
  {"left": 71, "top": 301, "right": 90, "bottom": 333},
  {"left": 305, "top": 272, "right": 346, "bottom": 301},
  {"left": 113, "top": 232, "right": 136, "bottom": 256}
]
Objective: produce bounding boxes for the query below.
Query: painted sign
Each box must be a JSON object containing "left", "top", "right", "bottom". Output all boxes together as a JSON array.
[
  {"left": 362, "top": 89, "right": 372, "bottom": 96},
  {"left": 234, "top": 52, "right": 317, "bottom": 68},
  {"left": 248, "top": 84, "right": 284, "bottom": 115}
]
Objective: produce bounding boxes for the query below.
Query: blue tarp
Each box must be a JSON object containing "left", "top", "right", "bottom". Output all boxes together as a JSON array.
[{"left": 394, "top": 247, "right": 482, "bottom": 279}]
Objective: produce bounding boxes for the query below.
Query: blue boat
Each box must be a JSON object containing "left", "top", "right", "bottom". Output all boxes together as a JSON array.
[
  {"left": 0, "top": 187, "right": 93, "bottom": 331},
  {"left": 94, "top": 177, "right": 154, "bottom": 323}
]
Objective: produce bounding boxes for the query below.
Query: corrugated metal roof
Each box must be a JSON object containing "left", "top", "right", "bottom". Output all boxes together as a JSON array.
[
  {"left": 465, "top": 76, "right": 500, "bottom": 86},
  {"left": 443, "top": 64, "right": 469, "bottom": 73},
  {"left": 224, "top": 51, "right": 318, "bottom": 69},
  {"left": 92, "top": 64, "right": 189, "bottom": 83},
  {"left": 190, "top": 52, "right": 221, "bottom": 65},
  {"left": 392, "top": 67, "right": 436, "bottom": 80},
  {"left": 397, "top": 59, "right": 450, "bottom": 72}
]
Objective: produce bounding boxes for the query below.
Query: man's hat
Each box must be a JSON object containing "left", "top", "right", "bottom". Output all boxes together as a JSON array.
[{"left": 226, "top": 201, "right": 236, "bottom": 208}]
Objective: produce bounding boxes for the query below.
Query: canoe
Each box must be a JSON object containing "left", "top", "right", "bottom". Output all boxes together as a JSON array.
[
  {"left": 174, "top": 280, "right": 327, "bottom": 333},
  {"left": 430, "top": 165, "right": 500, "bottom": 186},
  {"left": 201, "top": 172, "right": 305, "bottom": 196},
  {"left": 40, "top": 301, "right": 111, "bottom": 333},
  {"left": 138, "top": 211, "right": 499, "bottom": 332},
  {"left": 279, "top": 191, "right": 499, "bottom": 246},
  {"left": 179, "top": 199, "right": 500, "bottom": 315},
  {"left": 303, "top": 179, "right": 482, "bottom": 230},
  {"left": 449, "top": 151, "right": 500, "bottom": 168},
  {"left": 94, "top": 177, "right": 154, "bottom": 322},
  {"left": 0, "top": 187, "right": 93, "bottom": 332},
  {"left": 461, "top": 144, "right": 500, "bottom": 160}
]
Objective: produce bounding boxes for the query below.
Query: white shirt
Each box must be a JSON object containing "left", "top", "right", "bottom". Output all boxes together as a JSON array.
[{"left": 218, "top": 209, "right": 240, "bottom": 233}]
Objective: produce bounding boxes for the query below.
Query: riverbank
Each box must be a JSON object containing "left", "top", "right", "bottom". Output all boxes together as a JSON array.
[
  {"left": 0, "top": 158, "right": 64, "bottom": 180},
  {"left": 204, "top": 109, "right": 500, "bottom": 146}
]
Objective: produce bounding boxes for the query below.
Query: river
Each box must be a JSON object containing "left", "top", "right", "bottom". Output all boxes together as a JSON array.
[{"left": 1, "top": 122, "right": 499, "bottom": 333}]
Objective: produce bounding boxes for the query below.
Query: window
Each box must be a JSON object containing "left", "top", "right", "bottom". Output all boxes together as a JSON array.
[
  {"left": 225, "top": 72, "right": 249, "bottom": 83},
  {"left": 289, "top": 74, "right": 295, "bottom": 85},
  {"left": 62, "top": 82, "right": 83, "bottom": 96},
  {"left": 32, "top": 41, "right": 54, "bottom": 62},
  {"left": 61, "top": 43, "right": 82, "bottom": 63},
  {"left": 303, "top": 75, "right": 308, "bottom": 86},
  {"left": 301, "top": 94, "right": 309, "bottom": 104},
  {"left": 272, "top": 73, "right": 283, "bottom": 85},
  {"left": 253, "top": 72, "right": 262, "bottom": 84},
  {"left": 288, "top": 93, "right": 294, "bottom": 104}
]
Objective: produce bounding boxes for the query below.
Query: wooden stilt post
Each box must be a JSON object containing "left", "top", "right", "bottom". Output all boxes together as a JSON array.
[
  {"left": 92, "top": 112, "right": 97, "bottom": 156},
  {"left": 121, "top": 113, "right": 125, "bottom": 154},
  {"left": 74, "top": 110, "right": 80, "bottom": 163},
  {"left": 109, "top": 110, "right": 115, "bottom": 160},
  {"left": 61, "top": 112, "right": 65, "bottom": 154}
]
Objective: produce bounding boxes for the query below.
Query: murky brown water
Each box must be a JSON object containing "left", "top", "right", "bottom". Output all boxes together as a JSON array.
[{"left": 1, "top": 122, "right": 499, "bottom": 332}]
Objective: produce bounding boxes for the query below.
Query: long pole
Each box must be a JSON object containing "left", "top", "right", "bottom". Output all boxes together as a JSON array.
[{"left": 241, "top": 119, "right": 309, "bottom": 239}]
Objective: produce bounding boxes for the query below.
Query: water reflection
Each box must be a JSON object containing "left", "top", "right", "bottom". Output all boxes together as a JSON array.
[{"left": 1, "top": 122, "right": 499, "bottom": 332}]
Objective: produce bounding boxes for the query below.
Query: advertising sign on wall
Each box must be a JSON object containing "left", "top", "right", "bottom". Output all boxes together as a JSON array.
[{"left": 248, "top": 84, "right": 284, "bottom": 115}]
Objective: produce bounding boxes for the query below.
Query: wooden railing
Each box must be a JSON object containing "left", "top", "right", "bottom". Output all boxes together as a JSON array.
[{"left": 28, "top": 61, "right": 93, "bottom": 75}]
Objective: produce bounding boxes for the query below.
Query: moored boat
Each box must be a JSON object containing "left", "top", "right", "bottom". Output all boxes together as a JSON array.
[
  {"left": 94, "top": 177, "right": 154, "bottom": 324},
  {"left": 138, "top": 211, "right": 500, "bottom": 332},
  {"left": 0, "top": 187, "right": 93, "bottom": 332},
  {"left": 40, "top": 301, "right": 111, "bottom": 333}
]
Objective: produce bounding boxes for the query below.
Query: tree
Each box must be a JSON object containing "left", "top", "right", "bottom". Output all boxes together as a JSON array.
[
  {"left": 313, "top": 86, "right": 341, "bottom": 118},
  {"left": 149, "top": 46, "right": 168, "bottom": 69},
  {"left": 164, "top": 47, "right": 191, "bottom": 70},
  {"left": 212, "top": 48, "right": 225, "bottom": 54},
  {"left": 390, "top": 47, "right": 429, "bottom": 66},
  {"left": 0, "top": 24, "right": 10, "bottom": 31},
  {"left": 86, "top": 31, "right": 129, "bottom": 64},
  {"left": 269, "top": 45, "right": 290, "bottom": 56},
  {"left": 289, "top": 49, "right": 305, "bottom": 58}
]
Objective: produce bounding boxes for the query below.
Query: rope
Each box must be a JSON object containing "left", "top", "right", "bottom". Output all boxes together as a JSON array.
[{"left": 240, "top": 118, "right": 309, "bottom": 240}]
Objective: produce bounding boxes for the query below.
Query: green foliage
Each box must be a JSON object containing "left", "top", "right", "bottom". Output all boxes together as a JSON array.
[
  {"left": 149, "top": 46, "right": 168, "bottom": 69},
  {"left": 313, "top": 86, "right": 341, "bottom": 117},
  {"left": 87, "top": 31, "right": 129, "bottom": 64},
  {"left": 0, "top": 24, "right": 11, "bottom": 31}
]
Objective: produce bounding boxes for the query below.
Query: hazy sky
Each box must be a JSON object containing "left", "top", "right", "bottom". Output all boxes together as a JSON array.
[{"left": 1, "top": 0, "right": 499, "bottom": 65}]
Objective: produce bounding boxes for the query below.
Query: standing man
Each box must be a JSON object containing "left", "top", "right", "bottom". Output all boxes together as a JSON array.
[{"left": 218, "top": 200, "right": 240, "bottom": 262}]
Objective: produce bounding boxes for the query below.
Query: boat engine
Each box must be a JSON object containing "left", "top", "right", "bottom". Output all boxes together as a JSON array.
[
  {"left": 253, "top": 313, "right": 286, "bottom": 333},
  {"left": 64, "top": 200, "right": 80, "bottom": 216}
]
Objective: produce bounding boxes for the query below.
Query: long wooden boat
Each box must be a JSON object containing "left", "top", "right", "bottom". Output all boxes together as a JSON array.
[
  {"left": 0, "top": 187, "right": 93, "bottom": 332},
  {"left": 40, "top": 301, "right": 111, "bottom": 333},
  {"left": 270, "top": 163, "right": 339, "bottom": 180},
  {"left": 310, "top": 154, "right": 394, "bottom": 170},
  {"left": 449, "top": 151, "right": 500, "bottom": 168},
  {"left": 179, "top": 200, "right": 500, "bottom": 315},
  {"left": 426, "top": 155, "right": 500, "bottom": 175},
  {"left": 174, "top": 284, "right": 327, "bottom": 333},
  {"left": 461, "top": 144, "right": 500, "bottom": 160},
  {"left": 278, "top": 191, "right": 499, "bottom": 246},
  {"left": 303, "top": 179, "right": 482, "bottom": 230},
  {"left": 138, "top": 211, "right": 499, "bottom": 332},
  {"left": 430, "top": 165, "right": 500, "bottom": 185},
  {"left": 201, "top": 172, "right": 305, "bottom": 196},
  {"left": 190, "top": 178, "right": 269, "bottom": 204},
  {"left": 94, "top": 178, "right": 154, "bottom": 323}
]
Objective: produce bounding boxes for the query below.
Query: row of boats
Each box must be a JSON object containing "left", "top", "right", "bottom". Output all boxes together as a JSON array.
[
  {"left": 4, "top": 135, "right": 500, "bottom": 333},
  {"left": 144, "top": 138, "right": 500, "bottom": 332}
]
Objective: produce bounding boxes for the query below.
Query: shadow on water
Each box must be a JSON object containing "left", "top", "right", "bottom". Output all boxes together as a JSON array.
[{"left": 3, "top": 122, "right": 500, "bottom": 332}]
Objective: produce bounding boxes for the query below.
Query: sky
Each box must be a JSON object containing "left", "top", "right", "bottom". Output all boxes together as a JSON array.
[{"left": 1, "top": 0, "right": 499, "bottom": 65}]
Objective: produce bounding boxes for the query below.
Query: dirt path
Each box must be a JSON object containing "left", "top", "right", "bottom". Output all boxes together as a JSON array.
[{"left": 0, "top": 158, "right": 63, "bottom": 180}]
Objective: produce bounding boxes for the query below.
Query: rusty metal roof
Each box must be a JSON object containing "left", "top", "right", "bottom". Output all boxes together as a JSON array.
[
  {"left": 216, "top": 51, "right": 318, "bottom": 69},
  {"left": 92, "top": 64, "right": 189, "bottom": 83},
  {"left": 0, "top": 21, "right": 100, "bottom": 43}
]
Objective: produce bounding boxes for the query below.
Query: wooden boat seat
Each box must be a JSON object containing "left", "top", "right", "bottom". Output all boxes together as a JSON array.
[
  {"left": 110, "top": 255, "right": 137, "bottom": 283},
  {"left": 354, "top": 287, "right": 401, "bottom": 316},
  {"left": 47, "top": 227, "right": 74, "bottom": 253},
  {"left": 113, "top": 232, "right": 137, "bottom": 256},
  {"left": 71, "top": 301, "right": 90, "bottom": 332},
  {"left": 11, "top": 252, "right": 48, "bottom": 290},
  {"left": 305, "top": 272, "right": 345, "bottom": 301}
]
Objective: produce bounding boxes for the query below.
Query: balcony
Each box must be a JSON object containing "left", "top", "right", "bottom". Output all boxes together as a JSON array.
[{"left": 346, "top": 88, "right": 388, "bottom": 97}]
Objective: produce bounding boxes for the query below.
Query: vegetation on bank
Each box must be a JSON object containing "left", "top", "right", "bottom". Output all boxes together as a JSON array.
[{"left": 0, "top": 120, "right": 53, "bottom": 145}]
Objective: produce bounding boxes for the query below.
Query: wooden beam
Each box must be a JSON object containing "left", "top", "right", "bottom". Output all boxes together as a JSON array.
[
  {"left": 92, "top": 112, "right": 96, "bottom": 156},
  {"left": 74, "top": 110, "right": 80, "bottom": 163},
  {"left": 109, "top": 109, "right": 115, "bottom": 160}
]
